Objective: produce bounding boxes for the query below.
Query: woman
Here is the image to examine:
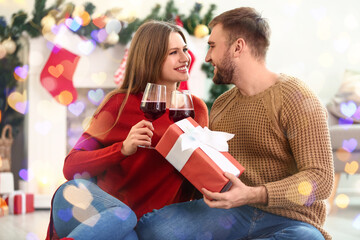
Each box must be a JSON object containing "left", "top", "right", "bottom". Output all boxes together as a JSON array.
[{"left": 46, "top": 20, "right": 208, "bottom": 240}]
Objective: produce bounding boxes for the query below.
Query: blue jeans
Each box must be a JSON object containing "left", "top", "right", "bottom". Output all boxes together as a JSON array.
[
  {"left": 52, "top": 179, "right": 138, "bottom": 240},
  {"left": 136, "top": 199, "right": 325, "bottom": 240}
]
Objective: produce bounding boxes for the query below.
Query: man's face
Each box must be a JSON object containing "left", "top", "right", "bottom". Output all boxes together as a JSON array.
[{"left": 205, "top": 24, "right": 235, "bottom": 85}]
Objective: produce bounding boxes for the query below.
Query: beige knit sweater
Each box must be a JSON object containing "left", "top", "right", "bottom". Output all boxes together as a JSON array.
[{"left": 209, "top": 74, "right": 334, "bottom": 239}]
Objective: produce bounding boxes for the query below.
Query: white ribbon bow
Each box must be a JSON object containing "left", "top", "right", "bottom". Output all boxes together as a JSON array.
[{"left": 166, "top": 119, "right": 239, "bottom": 176}]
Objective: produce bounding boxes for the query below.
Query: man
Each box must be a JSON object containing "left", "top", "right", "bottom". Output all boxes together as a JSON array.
[{"left": 136, "top": 7, "right": 334, "bottom": 240}]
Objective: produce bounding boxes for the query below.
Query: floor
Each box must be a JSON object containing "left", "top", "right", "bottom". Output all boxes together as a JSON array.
[{"left": 0, "top": 205, "right": 359, "bottom": 240}]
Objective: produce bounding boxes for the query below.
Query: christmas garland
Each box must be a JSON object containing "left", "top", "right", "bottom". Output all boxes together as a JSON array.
[{"left": 0, "top": 0, "right": 218, "bottom": 133}]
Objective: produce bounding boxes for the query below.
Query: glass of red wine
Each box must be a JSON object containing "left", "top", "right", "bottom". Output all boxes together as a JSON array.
[
  {"left": 169, "top": 90, "right": 195, "bottom": 122},
  {"left": 139, "top": 83, "right": 167, "bottom": 148}
]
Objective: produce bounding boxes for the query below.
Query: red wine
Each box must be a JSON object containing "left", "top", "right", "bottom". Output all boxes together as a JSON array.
[
  {"left": 140, "top": 101, "right": 166, "bottom": 121},
  {"left": 169, "top": 109, "right": 195, "bottom": 122}
]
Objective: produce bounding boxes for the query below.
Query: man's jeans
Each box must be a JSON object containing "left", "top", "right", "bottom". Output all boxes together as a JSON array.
[
  {"left": 136, "top": 199, "right": 325, "bottom": 240},
  {"left": 52, "top": 179, "right": 138, "bottom": 240}
]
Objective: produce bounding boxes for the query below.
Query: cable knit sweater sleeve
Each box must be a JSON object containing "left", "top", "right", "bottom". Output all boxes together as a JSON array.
[{"left": 264, "top": 78, "right": 334, "bottom": 207}]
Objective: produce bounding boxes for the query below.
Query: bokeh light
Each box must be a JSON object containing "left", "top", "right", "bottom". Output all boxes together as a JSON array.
[
  {"left": 353, "top": 214, "right": 360, "bottom": 230},
  {"left": 344, "top": 14, "right": 359, "bottom": 30},
  {"left": 318, "top": 52, "right": 334, "bottom": 68},
  {"left": 26, "top": 232, "right": 40, "bottom": 240},
  {"left": 344, "top": 161, "right": 359, "bottom": 175},
  {"left": 347, "top": 43, "right": 360, "bottom": 65},
  {"left": 14, "top": 65, "right": 29, "bottom": 81},
  {"left": 335, "top": 148, "right": 351, "bottom": 162},
  {"left": 340, "top": 101, "right": 357, "bottom": 118},
  {"left": 78, "top": 39, "right": 96, "bottom": 55},
  {"left": 106, "top": 19, "right": 122, "bottom": 34},
  {"left": 298, "top": 181, "right": 313, "bottom": 196},
  {"left": 58, "top": 90, "right": 74, "bottom": 106},
  {"left": 19, "top": 168, "right": 34, "bottom": 181},
  {"left": 88, "top": 88, "right": 105, "bottom": 105},
  {"left": 7, "top": 90, "right": 28, "bottom": 114},
  {"left": 342, "top": 138, "right": 357, "bottom": 152},
  {"left": 333, "top": 32, "right": 351, "bottom": 53},
  {"left": 68, "top": 101, "right": 85, "bottom": 116},
  {"left": 63, "top": 183, "right": 93, "bottom": 210},
  {"left": 91, "top": 72, "right": 107, "bottom": 85},
  {"left": 335, "top": 194, "right": 350, "bottom": 209}
]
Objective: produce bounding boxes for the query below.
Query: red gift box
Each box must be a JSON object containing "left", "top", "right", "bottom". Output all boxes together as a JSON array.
[
  {"left": 4, "top": 191, "right": 34, "bottom": 214},
  {"left": 156, "top": 117, "right": 245, "bottom": 194}
]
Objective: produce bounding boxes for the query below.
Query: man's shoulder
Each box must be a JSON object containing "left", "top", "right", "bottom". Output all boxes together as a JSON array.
[{"left": 279, "top": 74, "right": 318, "bottom": 101}]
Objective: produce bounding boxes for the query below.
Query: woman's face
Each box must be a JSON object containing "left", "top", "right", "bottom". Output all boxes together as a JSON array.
[{"left": 157, "top": 32, "right": 190, "bottom": 88}]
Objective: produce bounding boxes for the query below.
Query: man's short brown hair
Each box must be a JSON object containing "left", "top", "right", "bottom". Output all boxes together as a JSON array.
[{"left": 209, "top": 7, "right": 271, "bottom": 60}]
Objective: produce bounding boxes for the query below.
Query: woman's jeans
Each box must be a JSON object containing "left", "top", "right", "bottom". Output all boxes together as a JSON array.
[
  {"left": 52, "top": 179, "right": 138, "bottom": 240},
  {"left": 136, "top": 199, "right": 325, "bottom": 240},
  {"left": 53, "top": 179, "right": 324, "bottom": 240}
]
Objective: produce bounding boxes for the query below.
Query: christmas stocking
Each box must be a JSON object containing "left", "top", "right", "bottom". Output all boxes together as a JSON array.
[
  {"left": 40, "top": 45, "right": 80, "bottom": 105},
  {"left": 113, "top": 47, "right": 129, "bottom": 86}
]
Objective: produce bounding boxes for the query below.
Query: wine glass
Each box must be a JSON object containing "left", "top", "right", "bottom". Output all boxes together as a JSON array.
[
  {"left": 139, "top": 83, "right": 166, "bottom": 148},
  {"left": 169, "top": 90, "right": 195, "bottom": 122}
]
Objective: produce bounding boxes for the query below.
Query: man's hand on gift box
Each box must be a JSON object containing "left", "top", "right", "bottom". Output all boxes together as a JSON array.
[
  {"left": 121, "top": 120, "right": 154, "bottom": 155},
  {"left": 202, "top": 172, "right": 268, "bottom": 209}
]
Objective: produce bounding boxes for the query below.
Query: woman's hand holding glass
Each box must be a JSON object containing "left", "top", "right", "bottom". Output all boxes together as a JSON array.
[
  {"left": 169, "top": 90, "right": 195, "bottom": 122},
  {"left": 121, "top": 120, "right": 154, "bottom": 156}
]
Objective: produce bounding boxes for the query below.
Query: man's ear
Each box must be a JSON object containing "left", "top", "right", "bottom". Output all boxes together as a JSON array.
[{"left": 234, "top": 38, "right": 245, "bottom": 57}]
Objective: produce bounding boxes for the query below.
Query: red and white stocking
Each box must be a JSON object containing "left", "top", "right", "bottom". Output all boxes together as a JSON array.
[{"left": 40, "top": 45, "right": 80, "bottom": 105}]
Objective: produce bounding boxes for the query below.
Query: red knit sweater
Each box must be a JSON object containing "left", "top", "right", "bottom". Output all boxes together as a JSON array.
[{"left": 47, "top": 92, "right": 208, "bottom": 239}]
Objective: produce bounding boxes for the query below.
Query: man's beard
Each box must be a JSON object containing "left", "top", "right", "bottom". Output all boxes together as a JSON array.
[{"left": 212, "top": 53, "right": 234, "bottom": 85}]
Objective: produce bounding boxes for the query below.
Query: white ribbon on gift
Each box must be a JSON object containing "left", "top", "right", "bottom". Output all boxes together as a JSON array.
[
  {"left": 166, "top": 119, "right": 240, "bottom": 176},
  {"left": 5, "top": 190, "right": 26, "bottom": 214}
]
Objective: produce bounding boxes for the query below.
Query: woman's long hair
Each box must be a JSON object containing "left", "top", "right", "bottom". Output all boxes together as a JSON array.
[{"left": 88, "top": 20, "right": 187, "bottom": 134}]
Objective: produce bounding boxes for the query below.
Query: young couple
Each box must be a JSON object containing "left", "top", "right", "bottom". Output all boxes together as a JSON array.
[{"left": 47, "top": 7, "right": 334, "bottom": 240}]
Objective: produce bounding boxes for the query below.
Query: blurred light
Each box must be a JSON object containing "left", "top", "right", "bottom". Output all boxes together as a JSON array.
[
  {"left": 14, "top": 0, "right": 25, "bottom": 4},
  {"left": 88, "top": 89, "right": 104, "bottom": 105},
  {"left": 78, "top": 39, "right": 96, "bottom": 56},
  {"left": 335, "top": 148, "right": 351, "bottom": 162},
  {"left": 106, "top": 19, "right": 122, "bottom": 34},
  {"left": 68, "top": 101, "right": 85, "bottom": 116},
  {"left": 298, "top": 181, "right": 312, "bottom": 196},
  {"left": 91, "top": 72, "right": 107, "bottom": 85},
  {"left": 352, "top": 214, "right": 360, "bottom": 230},
  {"left": 335, "top": 194, "right": 350, "bottom": 209},
  {"left": 316, "top": 18, "right": 332, "bottom": 40},
  {"left": 333, "top": 32, "right": 351, "bottom": 53},
  {"left": 344, "top": 14, "right": 359, "bottom": 30},
  {"left": 14, "top": 65, "right": 29, "bottom": 81},
  {"left": 345, "top": 161, "right": 359, "bottom": 175},
  {"left": 342, "top": 138, "right": 357, "bottom": 153},
  {"left": 347, "top": 43, "right": 360, "bottom": 66},
  {"left": 318, "top": 52, "right": 334, "bottom": 68},
  {"left": 340, "top": 101, "right": 357, "bottom": 118},
  {"left": 310, "top": 6, "right": 327, "bottom": 21},
  {"left": 58, "top": 90, "right": 73, "bottom": 106},
  {"left": 26, "top": 232, "right": 40, "bottom": 240}
]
